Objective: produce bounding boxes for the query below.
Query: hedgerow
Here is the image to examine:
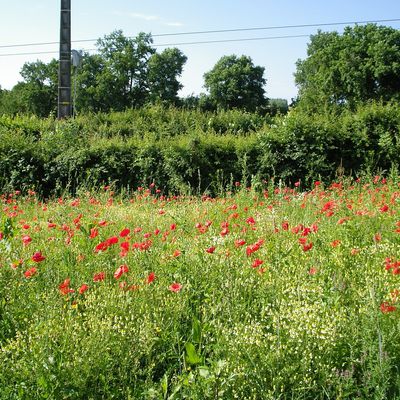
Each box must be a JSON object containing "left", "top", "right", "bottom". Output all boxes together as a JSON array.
[{"left": 0, "top": 101, "right": 399, "bottom": 195}]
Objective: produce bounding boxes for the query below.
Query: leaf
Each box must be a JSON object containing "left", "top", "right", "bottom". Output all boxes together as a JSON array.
[
  {"left": 185, "top": 342, "right": 202, "bottom": 365},
  {"left": 192, "top": 316, "right": 201, "bottom": 343}
]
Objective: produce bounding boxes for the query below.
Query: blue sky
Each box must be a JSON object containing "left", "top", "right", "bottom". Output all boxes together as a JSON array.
[{"left": 1, "top": 0, "right": 400, "bottom": 101}]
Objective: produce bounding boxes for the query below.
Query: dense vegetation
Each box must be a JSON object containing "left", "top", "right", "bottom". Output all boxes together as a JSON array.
[
  {"left": 1, "top": 178, "right": 400, "bottom": 399},
  {"left": 0, "top": 101, "right": 399, "bottom": 196}
]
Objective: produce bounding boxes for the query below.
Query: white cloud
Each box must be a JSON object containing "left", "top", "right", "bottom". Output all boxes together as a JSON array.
[{"left": 114, "top": 10, "right": 183, "bottom": 27}]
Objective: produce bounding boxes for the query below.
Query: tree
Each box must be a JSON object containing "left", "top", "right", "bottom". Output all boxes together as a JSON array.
[
  {"left": 295, "top": 24, "right": 400, "bottom": 111},
  {"left": 203, "top": 55, "right": 267, "bottom": 112},
  {"left": 148, "top": 48, "right": 187, "bottom": 105},
  {"left": 95, "top": 30, "right": 155, "bottom": 110},
  {"left": 4, "top": 60, "right": 59, "bottom": 116}
]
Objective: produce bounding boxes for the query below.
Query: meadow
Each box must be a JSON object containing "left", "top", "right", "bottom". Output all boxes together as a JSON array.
[{"left": 1, "top": 177, "right": 400, "bottom": 399}]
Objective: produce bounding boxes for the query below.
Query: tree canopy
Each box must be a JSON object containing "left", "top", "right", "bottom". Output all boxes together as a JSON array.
[
  {"left": 203, "top": 55, "right": 267, "bottom": 112},
  {"left": 0, "top": 31, "right": 188, "bottom": 116},
  {"left": 295, "top": 24, "right": 400, "bottom": 111}
]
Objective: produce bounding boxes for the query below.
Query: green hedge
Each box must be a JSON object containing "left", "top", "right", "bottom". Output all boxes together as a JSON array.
[{"left": 0, "top": 102, "right": 399, "bottom": 195}]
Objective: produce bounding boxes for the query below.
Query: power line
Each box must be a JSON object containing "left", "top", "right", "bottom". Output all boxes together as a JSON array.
[
  {"left": 0, "top": 34, "right": 312, "bottom": 57},
  {"left": 0, "top": 17, "right": 399, "bottom": 49}
]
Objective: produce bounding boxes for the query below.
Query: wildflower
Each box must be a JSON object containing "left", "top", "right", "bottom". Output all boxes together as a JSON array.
[
  {"left": 146, "top": 272, "right": 156, "bottom": 284},
  {"left": 89, "top": 227, "right": 99, "bottom": 239},
  {"left": 119, "top": 228, "right": 130, "bottom": 237},
  {"left": 94, "top": 241, "right": 108, "bottom": 253},
  {"left": 220, "top": 228, "right": 229, "bottom": 236},
  {"left": 172, "top": 249, "right": 181, "bottom": 257},
  {"left": 331, "top": 240, "right": 341, "bottom": 247},
  {"left": 78, "top": 284, "right": 89, "bottom": 294},
  {"left": 252, "top": 259, "right": 264, "bottom": 268},
  {"left": 24, "top": 267, "right": 37, "bottom": 278},
  {"left": 105, "top": 236, "right": 119, "bottom": 246},
  {"left": 380, "top": 204, "right": 389, "bottom": 213},
  {"left": 114, "top": 264, "right": 129, "bottom": 279},
  {"left": 93, "top": 272, "right": 106, "bottom": 282},
  {"left": 235, "top": 239, "right": 246, "bottom": 247},
  {"left": 302, "top": 242, "right": 313, "bottom": 252},
  {"left": 380, "top": 302, "right": 396, "bottom": 313},
  {"left": 22, "top": 235, "right": 32, "bottom": 246},
  {"left": 281, "top": 221, "right": 289, "bottom": 231},
  {"left": 59, "top": 278, "right": 74, "bottom": 295},
  {"left": 169, "top": 282, "right": 182, "bottom": 293},
  {"left": 206, "top": 246, "right": 216, "bottom": 254},
  {"left": 308, "top": 267, "right": 317, "bottom": 275},
  {"left": 31, "top": 251, "right": 45, "bottom": 263},
  {"left": 246, "top": 217, "right": 256, "bottom": 225}
]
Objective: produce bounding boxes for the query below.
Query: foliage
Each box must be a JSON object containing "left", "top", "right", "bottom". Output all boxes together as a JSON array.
[
  {"left": 0, "top": 31, "right": 188, "bottom": 116},
  {"left": 0, "top": 102, "right": 399, "bottom": 195},
  {"left": 295, "top": 24, "right": 400, "bottom": 112},
  {"left": 0, "top": 179, "right": 400, "bottom": 399},
  {"left": 203, "top": 55, "right": 267, "bottom": 112}
]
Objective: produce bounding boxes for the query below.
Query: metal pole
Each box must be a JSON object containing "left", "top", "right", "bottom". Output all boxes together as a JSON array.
[{"left": 58, "top": 0, "right": 71, "bottom": 119}]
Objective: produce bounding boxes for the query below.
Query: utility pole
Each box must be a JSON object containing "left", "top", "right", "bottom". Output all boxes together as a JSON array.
[{"left": 58, "top": 0, "right": 71, "bottom": 119}]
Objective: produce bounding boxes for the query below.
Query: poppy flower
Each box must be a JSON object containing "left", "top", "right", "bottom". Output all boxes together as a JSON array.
[
  {"left": 146, "top": 272, "right": 156, "bottom": 284},
  {"left": 24, "top": 267, "right": 37, "bottom": 278},
  {"left": 114, "top": 264, "right": 129, "bottom": 279},
  {"left": 89, "top": 227, "right": 99, "bottom": 239},
  {"left": 119, "top": 228, "right": 130, "bottom": 237},
  {"left": 78, "top": 284, "right": 89, "bottom": 294},
  {"left": 172, "top": 249, "right": 181, "bottom": 257},
  {"left": 22, "top": 235, "right": 32, "bottom": 245},
  {"left": 380, "top": 302, "right": 396, "bottom": 313},
  {"left": 31, "top": 251, "right": 45, "bottom": 263},
  {"left": 252, "top": 259, "right": 264, "bottom": 268},
  {"left": 93, "top": 272, "right": 106, "bottom": 282},
  {"left": 206, "top": 246, "right": 216, "bottom": 254},
  {"left": 302, "top": 242, "right": 313, "bottom": 252},
  {"left": 59, "top": 278, "right": 74, "bottom": 295},
  {"left": 169, "top": 282, "right": 182, "bottom": 293}
]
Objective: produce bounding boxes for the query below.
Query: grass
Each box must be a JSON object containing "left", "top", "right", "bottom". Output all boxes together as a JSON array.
[{"left": 1, "top": 178, "right": 400, "bottom": 399}]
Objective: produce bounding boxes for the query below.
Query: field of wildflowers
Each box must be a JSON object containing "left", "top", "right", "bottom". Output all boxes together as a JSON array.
[{"left": 1, "top": 177, "right": 400, "bottom": 399}]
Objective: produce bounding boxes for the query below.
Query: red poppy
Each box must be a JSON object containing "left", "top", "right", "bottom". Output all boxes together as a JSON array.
[
  {"left": 24, "top": 267, "right": 37, "bottom": 278},
  {"left": 78, "top": 284, "right": 89, "bottom": 294},
  {"left": 59, "top": 278, "right": 74, "bottom": 295},
  {"left": 252, "top": 259, "right": 264, "bottom": 268},
  {"left": 206, "top": 246, "right": 216, "bottom": 254},
  {"left": 302, "top": 242, "right": 313, "bottom": 252},
  {"left": 89, "top": 227, "right": 99, "bottom": 239},
  {"left": 93, "top": 272, "right": 106, "bottom": 282},
  {"left": 105, "top": 236, "right": 119, "bottom": 246},
  {"left": 169, "top": 282, "right": 182, "bottom": 292},
  {"left": 114, "top": 264, "right": 129, "bottom": 279},
  {"left": 31, "top": 251, "right": 45, "bottom": 263},
  {"left": 22, "top": 235, "right": 32, "bottom": 245},
  {"left": 146, "top": 272, "right": 156, "bottom": 284},
  {"left": 172, "top": 249, "right": 181, "bottom": 257},
  {"left": 380, "top": 302, "right": 396, "bottom": 313},
  {"left": 235, "top": 239, "right": 246, "bottom": 247},
  {"left": 119, "top": 228, "right": 130, "bottom": 237},
  {"left": 246, "top": 217, "right": 256, "bottom": 225},
  {"left": 380, "top": 204, "right": 389, "bottom": 212}
]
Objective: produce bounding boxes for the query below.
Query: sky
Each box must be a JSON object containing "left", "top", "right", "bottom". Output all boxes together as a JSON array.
[{"left": 0, "top": 0, "right": 400, "bottom": 102}]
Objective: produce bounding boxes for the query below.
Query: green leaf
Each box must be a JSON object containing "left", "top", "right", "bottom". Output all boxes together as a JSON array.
[{"left": 185, "top": 342, "right": 202, "bottom": 365}]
